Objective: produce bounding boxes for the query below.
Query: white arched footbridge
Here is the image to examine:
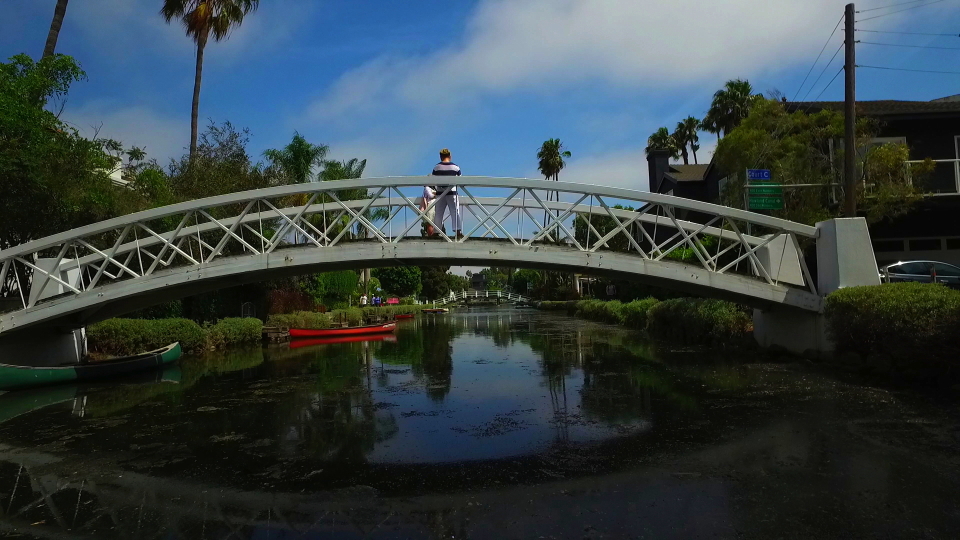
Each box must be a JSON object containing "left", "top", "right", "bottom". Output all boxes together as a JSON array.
[
  {"left": 433, "top": 290, "right": 531, "bottom": 305},
  {"left": 0, "top": 177, "right": 879, "bottom": 355}
]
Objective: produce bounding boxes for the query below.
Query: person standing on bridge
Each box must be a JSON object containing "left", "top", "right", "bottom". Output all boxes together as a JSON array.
[{"left": 431, "top": 148, "right": 462, "bottom": 240}]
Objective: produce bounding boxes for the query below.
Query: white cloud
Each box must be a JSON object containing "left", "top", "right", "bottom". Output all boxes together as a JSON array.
[
  {"left": 62, "top": 101, "right": 188, "bottom": 163},
  {"left": 309, "top": 0, "right": 929, "bottom": 120}
]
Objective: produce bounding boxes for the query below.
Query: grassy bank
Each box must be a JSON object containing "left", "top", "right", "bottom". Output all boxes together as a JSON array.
[
  {"left": 540, "top": 298, "right": 751, "bottom": 346},
  {"left": 88, "top": 317, "right": 262, "bottom": 356},
  {"left": 825, "top": 283, "right": 960, "bottom": 380}
]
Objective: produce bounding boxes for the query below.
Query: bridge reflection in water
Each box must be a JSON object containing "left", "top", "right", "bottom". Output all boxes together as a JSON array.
[{"left": 0, "top": 309, "right": 768, "bottom": 539}]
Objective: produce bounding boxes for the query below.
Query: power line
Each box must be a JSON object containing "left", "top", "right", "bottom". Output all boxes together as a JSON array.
[
  {"left": 857, "top": 0, "right": 951, "bottom": 22},
  {"left": 799, "top": 43, "right": 845, "bottom": 103},
  {"left": 859, "top": 39, "right": 960, "bottom": 49},
  {"left": 857, "top": 0, "right": 936, "bottom": 13},
  {"left": 812, "top": 67, "right": 846, "bottom": 102},
  {"left": 858, "top": 64, "right": 960, "bottom": 74},
  {"left": 792, "top": 15, "right": 845, "bottom": 101},
  {"left": 857, "top": 28, "right": 960, "bottom": 36}
]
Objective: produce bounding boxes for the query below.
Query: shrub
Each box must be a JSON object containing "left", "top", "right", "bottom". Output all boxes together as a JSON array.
[
  {"left": 620, "top": 298, "right": 659, "bottom": 329},
  {"left": 538, "top": 301, "right": 577, "bottom": 313},
  {"left": 88, "top": 318, "right": 206, "bottom": 356},
  {"left": 576, "top": 300, "right": 624, "bottom": 324},
  {"left": 266, "top": 311, "right": 331, "bottom": 329},
  {"left": 205, "top": 318, "right": 262, "bottom": 349},
  {"left": 646, "top": 298, "right": 751, "bottom": 345},
  {"left": 824, "top": 283, "right": 960, "bottom": 366}
]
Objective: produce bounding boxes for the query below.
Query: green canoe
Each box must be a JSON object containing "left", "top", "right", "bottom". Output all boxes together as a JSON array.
[{"left": 0, "top": 342, "right": 182, "bottom": 392}]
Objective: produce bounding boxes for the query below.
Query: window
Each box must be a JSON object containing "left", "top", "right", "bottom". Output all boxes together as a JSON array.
[
  {"left": 909, "top": 239, "right": 942, "bottom": 251},
  {"left": 897, "top": 262, "right": 930, "bottom": 275},
  {"left": 947, "top": 238, "right": 960, "bottom": 250},
  {"left": 933, "top": 263, "right": 960, "bottom": 277},
  {"left": 873, "top": 240, "right": 905, "bottom": 253}
]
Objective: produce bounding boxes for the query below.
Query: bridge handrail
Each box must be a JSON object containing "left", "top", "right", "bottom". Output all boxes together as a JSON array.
[
  {"left": 0, "top": 176, "right": 816, "bottom": 262},
  {"left": 48, "top": 197, "right": 774, "bottom": 272}
]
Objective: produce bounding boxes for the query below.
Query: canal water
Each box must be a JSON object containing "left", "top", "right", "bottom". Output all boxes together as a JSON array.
[{"left": 1, "top": 307, "right": 959, "bottom": 538}]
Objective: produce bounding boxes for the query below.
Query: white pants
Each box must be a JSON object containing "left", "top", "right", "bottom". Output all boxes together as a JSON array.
[{"left": 434, "top": 193, "right": 460, "bottom": 231}]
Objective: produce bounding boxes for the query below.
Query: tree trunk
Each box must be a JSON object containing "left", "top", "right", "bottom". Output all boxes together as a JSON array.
[
  {"left": 692, "top": 149, "right": 698, "bottom": 165},
  {"left": 190, "top": 31, "right": 209, "bottom": 159},
  {"left": 680, "top": 147, "right": 689, "bottom": 165},
  {"left": 42, "top": 0, "right": 69, "bottom": 59}
]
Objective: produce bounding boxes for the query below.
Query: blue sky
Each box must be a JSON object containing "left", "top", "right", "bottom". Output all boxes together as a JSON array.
[{"left": 3, "top": 0, "right": 960, "bottom": 192}]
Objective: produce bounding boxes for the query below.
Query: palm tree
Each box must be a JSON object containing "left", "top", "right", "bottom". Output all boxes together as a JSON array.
[
  {"left": 645, "top": 127, "right": 680, "bottom": 159},
  {"left": 42, "top": 0, "right": 70, "bottom": 59},
  {"left": 672, "top": 117, "right": 701, "bottom": 165},
  {"left": 537, "top": 139, "right": 572, "bottom": 243},
  {"left": 320, "top": 158, "right": 380, "bottom": 294},
  {"left": 537, "top": 138, "right": 572, "bottom": 183},
  {"left": 319, "top": 158, "right": 366, "bottom": 181},
  {"left": 161, "top": 0, "right": 260, "bottom": 158},
  {"left": 264, "top": 132, "right": 329, "bottom": 184},
  {"left": 705, "top": 79, "right": 756, "bottom": 139}
]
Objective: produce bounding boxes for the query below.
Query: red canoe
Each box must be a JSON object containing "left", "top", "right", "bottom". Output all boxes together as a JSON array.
[
  {"left": 289, "top": 334, "right": 397, "bottom": 348},
  {"left": 395, "top": 314, "right": 415, "bottom": 320},
  {"left": 290, "top": 322, "right": 397, "bottom": 338}
]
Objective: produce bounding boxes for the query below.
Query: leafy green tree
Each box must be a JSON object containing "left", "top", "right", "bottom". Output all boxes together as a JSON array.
[
  {"left": 420, "top": 266, "right": 452, "bottom": 299},
  {"left": 714, "top": 98, "right": 933, "bottom": 225},
  {"left": 301, "top": 270, "right": 359, "bottom": 308},
  {"left": 166, "top": 120, "right": 276, "bottom": 203},
  {"left": 645, "top": 127, "right": 679, "bottom": 159},
  {"left": 0, "top": 54, "right": 131, "bottom": 249},
  {"left": 373, "top": 266, "right": 422, "bottom": 297},
  {"left": 512, "top": 269, "right": 541, "bottom": 294},
  {"left": 42, "top": 0, "right": 70, "bottom": 59},
  {"left": 263, "top": 132, "right": 328, "bottom": 184},
  {"left": 161, "top": 0, "right": 260, "bottom": 158},
  {"left": 446, "top": 272, "right": 470, "bottom": 293}
]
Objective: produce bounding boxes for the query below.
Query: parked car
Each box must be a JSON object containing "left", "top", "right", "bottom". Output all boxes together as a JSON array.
[{"left": 878, "top": 260, "right": 960, "bottom": 289}]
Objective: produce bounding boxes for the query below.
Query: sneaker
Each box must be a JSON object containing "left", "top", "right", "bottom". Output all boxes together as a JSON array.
[{"left": 456, "top": 232, "right": 464, "bottom": 241}]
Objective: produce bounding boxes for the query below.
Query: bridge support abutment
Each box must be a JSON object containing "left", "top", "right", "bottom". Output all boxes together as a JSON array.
[
  {"left": 0, "top": 327, "right": 86, "bottom": 367},
  {"left": 753, "top": 218, "right": 880, "bottom": 356}
]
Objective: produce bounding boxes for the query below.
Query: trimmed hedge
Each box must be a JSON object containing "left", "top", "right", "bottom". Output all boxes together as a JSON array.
[
  {"left": 205, "top": 318, "right": 263, "bottom": 350},
  {"left": 620, "top": 298, "right": 660, "bottom": 329},
  {"left": 574, "top": 298, "right": 660, "bottom": 329},
  {"left": 88, "top": 317, "right": 264, "bottom": 356},
  {"left": 266, "top": 311, "right": 331, "bottom": 330},
  {"left": 646, "top": 298, "right": 751, "bottom": 345},
  {"left": 825, "top": 283, "right": 960, "bottom": 368},
  {"left": 88, "top": 318, "right": 206, "bottom": 356}
]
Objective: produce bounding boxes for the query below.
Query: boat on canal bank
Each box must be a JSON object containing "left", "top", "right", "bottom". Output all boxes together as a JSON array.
[
  {"left": 422, "top": 308, "right": 449, "bottom": 314},
  {"left": 0, "top": 342, "right": 182, "bottom": 391},
  {"left": 289, "top": 322, "right": 396, "bottom": 339}
]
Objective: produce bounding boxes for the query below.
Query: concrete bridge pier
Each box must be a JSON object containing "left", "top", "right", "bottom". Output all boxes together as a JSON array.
[
  {"left": 0, "top": 327, "right": 86, "bottom": 367},
  {"left": 753, "top": 218, "right": 880, "bottom": 356}
]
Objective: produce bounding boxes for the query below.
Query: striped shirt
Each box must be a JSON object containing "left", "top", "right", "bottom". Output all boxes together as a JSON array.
[{"left": 431, "top": 161, "right": 461, "bottom": 192}]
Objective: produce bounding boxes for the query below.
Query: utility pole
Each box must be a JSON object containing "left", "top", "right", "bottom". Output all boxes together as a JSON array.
[{"left": 844, "top": 3, "right": 857, "bottom": 217}]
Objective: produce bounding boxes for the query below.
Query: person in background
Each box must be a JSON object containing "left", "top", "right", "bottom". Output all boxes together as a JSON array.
[
  {"left": 420, "top": 184, "right": 437, "bottom": 236},
  {"left": 431, "top": 148, "right": 463, "bottom": 240},
  {"left": 360, "top": 293, "right": 368, "bottom": 307}
]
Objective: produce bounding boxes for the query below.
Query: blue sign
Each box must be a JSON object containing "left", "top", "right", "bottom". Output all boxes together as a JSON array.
[{"left": 747, "top": 169, "right": 771, "bottom": 181}]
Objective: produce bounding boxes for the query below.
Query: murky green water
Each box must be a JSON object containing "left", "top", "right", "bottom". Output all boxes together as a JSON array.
[{"left": 1, "top": 307, "right": 959, "bottom": 539}]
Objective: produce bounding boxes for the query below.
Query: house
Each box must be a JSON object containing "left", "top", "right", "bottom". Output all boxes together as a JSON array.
[
  {"left": 470, "top": 272, "right": 487, "bottom": 290},
  {"left": 789, "top": 96, "right": 960, "bottom": 265},
  {"left": 646, "top": 96, "right": 960, "bottom": 266}
]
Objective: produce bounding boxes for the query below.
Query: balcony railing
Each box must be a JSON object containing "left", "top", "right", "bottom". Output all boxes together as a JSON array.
[{"left": 907, "top": 159, "right": 960, "bottom": 195}]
